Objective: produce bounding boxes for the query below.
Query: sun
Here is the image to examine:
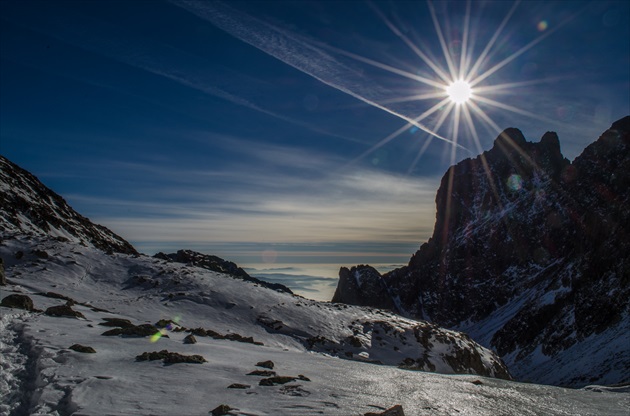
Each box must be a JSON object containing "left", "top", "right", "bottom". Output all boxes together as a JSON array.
[{"left": 446, "top": 80, "right": 472, "bottom": 105}]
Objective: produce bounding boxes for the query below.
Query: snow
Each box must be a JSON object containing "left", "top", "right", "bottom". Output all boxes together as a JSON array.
[{"left": 1, "top": 236, "right": 628, "bottom": 415}]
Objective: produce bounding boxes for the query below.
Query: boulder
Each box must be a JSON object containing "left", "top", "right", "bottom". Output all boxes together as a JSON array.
[
  {"left": 255, "top": 360, "right": 274, "bottom": 369},
  {"left": 45, "top": 305, "right": 85, "bottom": 319},
  {"left": 69, "top": 344, "right": 96, "bottom": 353},
  {"left": 1, "top": 294, "right": 34, "bottom": 311}
]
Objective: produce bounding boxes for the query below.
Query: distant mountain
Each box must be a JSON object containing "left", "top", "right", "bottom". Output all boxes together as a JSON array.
[
  {"left": 332, "top": 116, "right": 630, "bottom": 387},
  {"left": 154, "top": 249, "right": 293, "bottom": 294},
  {"left": 0, "top": 155, "right": 137, "bottom": 255}
]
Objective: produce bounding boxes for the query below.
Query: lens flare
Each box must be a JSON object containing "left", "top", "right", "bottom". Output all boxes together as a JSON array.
[{"left": 507, "top": 174, "right": 524, "bottom": 191}]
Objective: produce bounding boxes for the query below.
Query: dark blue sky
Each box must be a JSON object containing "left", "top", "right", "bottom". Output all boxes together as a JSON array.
[{"left": 1, "top": 0, "right": 629, "bottom": 267}]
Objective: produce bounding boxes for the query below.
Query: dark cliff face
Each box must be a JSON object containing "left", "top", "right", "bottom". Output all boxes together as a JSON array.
[
  {"left": 0, "top": 155, "right": 138, "bottom": 255},
  {"left": 332, "top": 265, "right": 394, "bottom": 310},
  {"left": 332, "top": 116, "right": 630, "bottom": 387}
]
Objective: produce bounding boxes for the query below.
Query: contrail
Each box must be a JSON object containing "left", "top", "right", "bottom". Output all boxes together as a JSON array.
[
  {"left": 3, "top": 4, "right": 363, "bottom": 144},
  {"left": 170, "top": 0, "right": 466, "bottom": 149}
]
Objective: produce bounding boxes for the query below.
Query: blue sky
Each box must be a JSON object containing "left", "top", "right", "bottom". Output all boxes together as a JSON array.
[{"left": 1, "top": 0, "right": 629, "bottom": 275}]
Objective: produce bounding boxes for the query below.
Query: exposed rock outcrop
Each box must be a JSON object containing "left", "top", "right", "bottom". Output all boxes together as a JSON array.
[
  {"left": 0, "top": 155, "right": 137, "bottom": 255},
  {"left": 154, "top": 249, "right": 293, "bottom": 294},
  {"left": 333, "top": 116, "right": 630, "bottom": 387},
  {"left": 332, "top": 265, "right": 394, "bottom": 310}
]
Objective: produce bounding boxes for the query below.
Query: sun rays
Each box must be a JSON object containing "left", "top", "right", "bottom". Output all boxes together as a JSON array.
[{"left": 348, "top": 0, "right": 581, "bottom": 172}]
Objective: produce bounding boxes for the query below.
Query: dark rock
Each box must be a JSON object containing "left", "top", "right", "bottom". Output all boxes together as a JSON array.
[
  {"left": 210, "top": 404, "right": 232, "bottom": 416},
  {"left": 69, "top": 344, "right": 96, "bottom": 353},
  {"left": 247, "top": 370, "right": 276, "bottom": 377},
  {"left": 365, "top": 405, "right": 405, "bottom": 416},
  {"left": 1, "top": 294, "right": 34, "bottom": 311},
  {"left": 297, "top": 374, "right": 311, "bottom": 381},
  {"left": 154, "top": 249, "right": 292, "bottom": 294},
  {"left": 136, "top": 350, "right": 206, "bottom": 364},
  {"left": 0, "top": 155, "right": 138, "bottom": 255},
  {"left": 183, "top": 334, "right": 197, "bottom": 344},
  {"left": 33, "top": 250, "right": 49, "bottom": 259},
  {"left": 98, "top": 318, "right": 134, "bottom": 328},
  {"left": 255, "top": 360, "right": 274, "bottom": 369},
  {"left": 155, "top": 319, "right": 178, "bottom": 329},
  {"left": 471, "top": 379, "right": 484, "bottom": 385},
  {"left": 45, "top": 304, "right": 85, "bottom": 319},
  {"left": 332, "top": 117, "right": 630, "bottom": 387},
  {"left": 0, "top": 257, "right": 6, "bottom": 286},
  {"left": 227, "top": 383, "right": 250, "bottom": 389},
  {"left": 39, "top": 292, "right": 76, "bottom": 305},
  {"left": 102, "top": 324, "right": 156, "bottom": 337},
  {"left": 347, "top": 335, "right": 363, "bottom": 348},
  {"left": 259, "top": 376, "right": 296, "bottom": 386},
  {"left": 331, "top": 265, "right": 394, "bottom": 309}
]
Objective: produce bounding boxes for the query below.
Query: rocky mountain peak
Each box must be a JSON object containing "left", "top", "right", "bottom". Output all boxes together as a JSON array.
[
  {"left": 332, "top": 116, "right": 630, "bottom": 387},
  {"left": 0, "top": 155, "right": 137, "bottom": 255}
]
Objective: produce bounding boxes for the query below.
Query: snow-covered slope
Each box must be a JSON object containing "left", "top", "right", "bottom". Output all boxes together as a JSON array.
[
  {"left": 0, "top": 155, "right": 136, "bottom": 255},
  {"left": 2, "top": 236, "right": 628, "bottom": 415}
]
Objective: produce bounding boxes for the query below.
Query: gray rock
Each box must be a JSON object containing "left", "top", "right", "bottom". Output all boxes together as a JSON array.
[
  {"left": 365, "top": 405, "right": 405, "bottom": 416},
  {"left": 45, "top": 304, "right": 85, "bottom": 319},
  {"left": 69, "top": 344, "right": 96, "bottom": 353},
  {"left": 255, "top": 360, "right": 274, "bottom": 369},
  {"left": 0, "top": 257, "right": 6, "bottom": 286},
  {"left": 1, "top": 294, "right": 34, "bottom": 311}
]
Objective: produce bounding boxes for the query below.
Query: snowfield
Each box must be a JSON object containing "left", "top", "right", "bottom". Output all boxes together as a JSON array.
[{"left": 1, "top": 235, "right": 628, "bottom": 415}]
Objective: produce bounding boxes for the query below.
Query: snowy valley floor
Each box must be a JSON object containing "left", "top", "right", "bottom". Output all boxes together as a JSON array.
[{"left": 0, "top": 238, "right": 628, "bottom": 416}]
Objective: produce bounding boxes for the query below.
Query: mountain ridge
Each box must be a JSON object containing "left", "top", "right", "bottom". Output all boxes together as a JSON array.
[
  {"left": 0, "top": 155, "right": 138, "bottom": 255},
  {"left": 332, "top": 116, "right": 630, "bottom": 387}
]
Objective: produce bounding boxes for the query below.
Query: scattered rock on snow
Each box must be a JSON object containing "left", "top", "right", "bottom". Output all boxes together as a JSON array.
[
  {"left": 1, "top": 294, "right": 35, "bottom": 311},
  {"left": 183, "top": 334, "right": 197, "bottom": 344},
  {"left": 101, "top": 324, "right": 157, "bottom": 337},
  {"left": 210, "top": 404, "right": 232, "bottom": 415},
  {"left": 98, "top": 318, "right": 134, "bottom": 328},
  {"left": 259, "top": 376, "right": 297, "bottom": 386},
  {"left": 365, "top": 404, "right": 405, "bottom": 416},
  {"left": 227, "top": 383, "right": 250, "bottom": 389},
  {"left": 256, "top": 360, "right": 274, "bottom": 369},
  {"left": 69, "top": 344, "right": 96, "bottom": 353},
  {"left": 45, "top": 304, "right": 85, "bottom": 319},
  {"left": 247, "top": 370, "right": 276, "bottom": 377},
  {"left": 39, "top": 291, "right": 76, "bottom": 304},
  {"left": 136, "top": 350, "right": 207, "bottom": 364}
]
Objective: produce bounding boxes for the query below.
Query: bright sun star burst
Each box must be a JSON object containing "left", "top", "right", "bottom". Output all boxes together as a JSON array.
[
  {"left": 339, "top": 1, "right": 569, "bottom": 173},
  {"left": 446, "top": 80, "right": 472, "bottom": 105}
]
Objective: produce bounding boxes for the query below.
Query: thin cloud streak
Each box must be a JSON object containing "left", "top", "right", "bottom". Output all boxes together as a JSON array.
[
  {"left": 3, "top": 6, "right": 363, "bottom": 146},
  {"left": 171, "top": 0, "right": 467, "bottom": 150},
  {"left": 69, "top": 139, "right": 439, "bottom": 249}
]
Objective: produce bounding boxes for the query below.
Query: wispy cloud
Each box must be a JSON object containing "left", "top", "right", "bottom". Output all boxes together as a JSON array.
[
  {"left": 68, "top": 139, "right": 438, "bottom": 252},
  {"left": 170, "top": 0, "right": 464, "bottom": 149}
]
